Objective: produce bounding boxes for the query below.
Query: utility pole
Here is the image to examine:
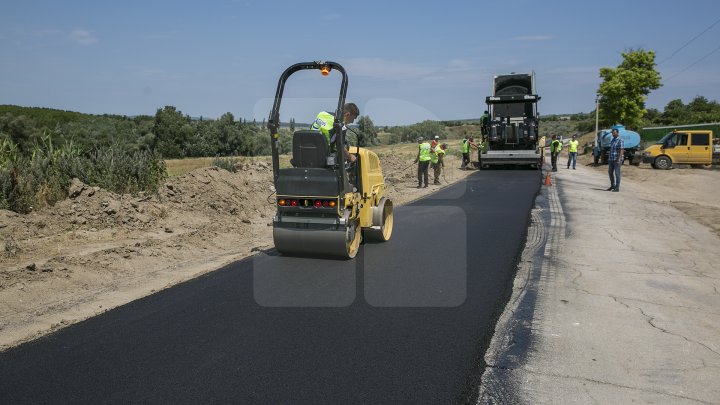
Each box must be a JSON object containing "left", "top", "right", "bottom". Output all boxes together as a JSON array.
[{"left": 594, "top": 95, "right": 601, "bottom": 148}]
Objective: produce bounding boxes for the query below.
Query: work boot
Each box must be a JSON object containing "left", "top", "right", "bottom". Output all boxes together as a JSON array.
[{"left": 423, "top": 184, "right": 428, "bottom": 188}]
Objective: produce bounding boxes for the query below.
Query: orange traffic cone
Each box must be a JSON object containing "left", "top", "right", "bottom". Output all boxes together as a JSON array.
[{"left": 544, "top": 172, "right": 552, "bottom": 186}]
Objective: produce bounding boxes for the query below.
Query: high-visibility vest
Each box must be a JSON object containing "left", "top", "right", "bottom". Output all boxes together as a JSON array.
[
  {"left": 551, "top": 140, "right": 561, "bottom": 153},
  {"left": 310, "top": 111, "right": 335, "bottom": 144},
  {"left": 462, "top": 139, "right": 470, "bottom": 153},
  {"left": 419, "top": 142, "right": 432, "bottom": 162},
  {"left": 568, "top": 140, "right": 579, "bottom": 153},
  {"left": 431, "top": 147, "right": 446, "bottom": 164}
]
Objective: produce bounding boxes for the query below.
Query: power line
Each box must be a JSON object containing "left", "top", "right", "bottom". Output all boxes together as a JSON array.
[
  {"left": 657, "top": 17, "right": 720, "bottom": 65},
  {"left": 665, "top": 43, "right": 720, "bottom": 82}
]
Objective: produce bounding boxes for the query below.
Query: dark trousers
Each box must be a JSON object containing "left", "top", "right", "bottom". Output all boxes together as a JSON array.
[
  {"left": 551, "top": 152, "right": 558, "bottom": 171},
  {"left": 608, "top": 160, "right": 621, "bottom": 190},
  {"left": 461, "top": 153, "right": 470, "bottom": 168},
  {"left": 417, "top": 161, "right": 430, "bottom": 186}
]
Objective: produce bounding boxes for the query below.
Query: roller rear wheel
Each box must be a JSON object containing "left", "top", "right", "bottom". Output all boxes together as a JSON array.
[{"left": 364, "top": 200, "right": 394, "bottom": 243}]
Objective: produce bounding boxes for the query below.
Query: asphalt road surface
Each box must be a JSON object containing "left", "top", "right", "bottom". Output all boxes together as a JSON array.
[{"left": 0, "top": 170, "right": 540, "bottom": 404}]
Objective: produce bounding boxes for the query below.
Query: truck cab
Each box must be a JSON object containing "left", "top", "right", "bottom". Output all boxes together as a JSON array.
[{"left": 642, "top": 130, "right": 716, "bottom": 169}]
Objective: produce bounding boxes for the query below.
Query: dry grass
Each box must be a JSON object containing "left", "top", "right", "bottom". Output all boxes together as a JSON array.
[
  {"left": 166, "top": 155, "right": 295, "bottom": 176},
  {"left": 165, "top": 157, "right": 217, "bottom": 177}
]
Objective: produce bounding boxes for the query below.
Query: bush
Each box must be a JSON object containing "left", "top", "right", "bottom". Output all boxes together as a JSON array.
[
  {"left": 1, "top": 137, "right": 167, "bottom": 213},
  {"left": 212, "top": 156, "right": 240, "bottom": 172}
]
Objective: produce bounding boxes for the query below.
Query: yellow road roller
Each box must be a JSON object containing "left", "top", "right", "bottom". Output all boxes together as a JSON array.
[{"left": 267, "top": 61, "right": 393, "bottom": 258}]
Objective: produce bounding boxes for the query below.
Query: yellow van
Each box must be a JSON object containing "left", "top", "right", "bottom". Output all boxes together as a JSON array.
[{"left": 641, "top": 130, "right": 717, "bottom": 169}]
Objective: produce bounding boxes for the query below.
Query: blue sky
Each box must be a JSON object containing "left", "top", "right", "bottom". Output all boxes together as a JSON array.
[{"left": 1, "top": 0, "right": 719, "bottom": 126}]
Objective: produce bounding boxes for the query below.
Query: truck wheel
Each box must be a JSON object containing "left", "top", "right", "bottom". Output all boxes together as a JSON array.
[{"left": 654, "top": 156, "right": 672, "bottom": 170}]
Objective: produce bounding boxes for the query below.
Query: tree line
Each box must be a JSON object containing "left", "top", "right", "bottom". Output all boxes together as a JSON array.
[{"left": 0, "top": 105, "right": 385, "bottom": 213}]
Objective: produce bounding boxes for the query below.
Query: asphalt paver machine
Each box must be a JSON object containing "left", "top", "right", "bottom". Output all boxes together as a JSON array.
[{"left": 267, "top": 61, "right": 393, "bottom": 259}]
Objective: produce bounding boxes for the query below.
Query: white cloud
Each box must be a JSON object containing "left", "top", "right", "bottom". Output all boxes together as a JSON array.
[
  {"left": 69, "top": 28, "right": 98, "bottom": 45},
  {"left": 511, "top": 35, "right": 555, "bottom": 41}
]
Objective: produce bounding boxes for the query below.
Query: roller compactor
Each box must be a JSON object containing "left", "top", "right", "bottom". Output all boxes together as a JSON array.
[{"left": 267, "top": 61, "right": 393, "bottom": 259}]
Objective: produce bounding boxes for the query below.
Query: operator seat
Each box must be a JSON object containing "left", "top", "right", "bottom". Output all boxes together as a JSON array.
[{"left": 292, "top": 130, "right": 329, "bottom": 168}]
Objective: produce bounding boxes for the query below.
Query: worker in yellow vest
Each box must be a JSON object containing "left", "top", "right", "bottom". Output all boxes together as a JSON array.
[
  {"left": 550, "top": 134, "right": 562, "bottom": 172},
  {"left": 567, "top": 134, "right": 579, "bottom": 170},
  {"left": 414, "top": 137, "right": 432, "bottom": 188},
  {"left": 310, "top": 103, "right": 360, "bottom": 162},
  {"left": 460, "top": 137, "right": 478, "bottom": 169},
  {"left": 431, "top": 143, "right": 446, "bottom": 185}
]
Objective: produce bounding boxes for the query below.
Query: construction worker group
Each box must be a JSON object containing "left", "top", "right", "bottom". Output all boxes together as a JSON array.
[{"left": 415, "top": 136, "right": 447, "bottom": 187}]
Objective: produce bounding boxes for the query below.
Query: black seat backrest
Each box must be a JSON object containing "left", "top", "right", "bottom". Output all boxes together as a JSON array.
[{"left": 292, "top": 130, "right": 329, "bottom": 168}]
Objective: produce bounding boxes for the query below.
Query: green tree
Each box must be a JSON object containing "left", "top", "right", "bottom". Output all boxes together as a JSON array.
[
  {"left": 152, "top": 106, "right": 190, "bottom": 158},
  {"left": 0, "top": 114, "right": 38, "bottom": 153},
  {"left": 597, "top": 48, "right": 662, "bottom": 129},
  {"left": 687, "top": 96, "right": 720, "bottom": 123},
  {"left": 356, "top": 115, "right": 378, "bottom": 147}
]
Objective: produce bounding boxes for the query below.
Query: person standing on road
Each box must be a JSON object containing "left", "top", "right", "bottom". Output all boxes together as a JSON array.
[
  {"left": 550, "top": 134, "right": 562, "bottom": 172},
  {"left": 460, "top": 137, "right": 471, "bottom": 169},
  {"left": 567, "top": 134, "right": 579, "bottom": 169},
  {"left": 607, "top": 128, "right": 624, "bottom": 192},
  {"left": 415, "top": 137, "right": 431, "bottom": 188},
  {"left": 431, "top": 143, "right": 446, "bottom": 185}
]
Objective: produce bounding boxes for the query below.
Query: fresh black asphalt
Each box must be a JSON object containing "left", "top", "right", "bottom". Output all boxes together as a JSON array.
[{"left": 0, "top": 170, "right": 541, "bottom": 404}]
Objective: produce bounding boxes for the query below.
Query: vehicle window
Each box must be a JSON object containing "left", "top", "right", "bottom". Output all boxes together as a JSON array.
[
  {"left": 691, "top": 133, "right": 709, "bottom": 146},
  {"left": 676, "top": 133, "right": 688, "bottom": 146},
  {"left": 656, "top": 132, "right": 675, "bottom": 145}
]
